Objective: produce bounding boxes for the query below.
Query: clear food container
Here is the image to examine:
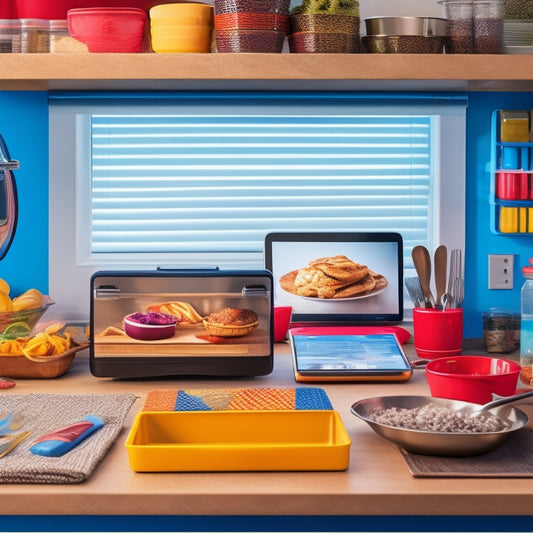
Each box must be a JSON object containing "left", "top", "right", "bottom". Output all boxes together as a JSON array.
[
  {"left": 0, "top": 19, "right": 21, "bottom": 53},
  {"left": 20, "top": 18, "right": 49, "bottom": 53},
  {"left": 473, "top": 0, "right": 503, "bottom": 53},
  {"left": 438, "top": 0, "right": 473, "bottom": 53}
]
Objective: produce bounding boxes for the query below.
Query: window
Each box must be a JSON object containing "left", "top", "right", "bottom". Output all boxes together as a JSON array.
[{"left": 49, "top": 92, "right": 467, "bottom": 320}]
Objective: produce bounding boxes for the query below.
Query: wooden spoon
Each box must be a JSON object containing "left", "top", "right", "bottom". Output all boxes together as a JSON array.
[
  {"left": 434, "top": 245, "right": 448, "bottom": 309},
  {"left": 411, "top": 245, "right": 435, "bottom": 308}
]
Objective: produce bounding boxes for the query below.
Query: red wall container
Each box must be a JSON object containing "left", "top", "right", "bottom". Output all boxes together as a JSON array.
[{"left": 0, "top": 1, "right": 14, "bottom": 19}]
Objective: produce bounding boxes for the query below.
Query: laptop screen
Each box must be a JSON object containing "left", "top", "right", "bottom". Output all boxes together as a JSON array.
[{"left": 264, "top": 232, "right": 403, "bottom": 325}]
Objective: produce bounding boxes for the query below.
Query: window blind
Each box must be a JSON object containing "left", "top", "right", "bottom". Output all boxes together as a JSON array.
[{"left": 90, "top": 112, "right": 432, "bottom": 255}]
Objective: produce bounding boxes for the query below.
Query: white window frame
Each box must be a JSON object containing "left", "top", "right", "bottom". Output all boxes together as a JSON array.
[{"left": 49, "top": 94, "right": 466, "bottom": 320}]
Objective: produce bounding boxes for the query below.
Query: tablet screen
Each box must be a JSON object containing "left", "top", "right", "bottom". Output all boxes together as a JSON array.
[
  {"left": 291, "top": 333, "right": 411, "bottom": 375},
  {"left": 264, "top": 232, "right": 403, "bottom": 324}
]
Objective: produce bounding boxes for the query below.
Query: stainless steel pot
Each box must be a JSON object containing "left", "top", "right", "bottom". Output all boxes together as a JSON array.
[
  {"left": 0, "top": 134, "right": 18, "bottom": 260},
  {"left": 351, "top": 392, "right": 533, "bottom": 456},
  {"left": 364, "top": 16, "right": 448, "bottom": 36}
]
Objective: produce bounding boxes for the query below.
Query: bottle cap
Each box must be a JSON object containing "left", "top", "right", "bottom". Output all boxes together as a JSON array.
[{"left": 523, "top": 258, "right": 533, "bottom": 278}]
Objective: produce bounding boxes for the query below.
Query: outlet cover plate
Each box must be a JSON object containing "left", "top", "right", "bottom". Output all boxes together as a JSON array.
[{"left": 488, "top": 254, "right": 514, "bottom": 290}]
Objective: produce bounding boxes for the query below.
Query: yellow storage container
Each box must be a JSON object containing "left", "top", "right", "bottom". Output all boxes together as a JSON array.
[
  {"left": 500, "top": 110, "right": 530, "bottom": 143},
  {"left": 125, "top": 409, "right": 351, "bottom": 472}
]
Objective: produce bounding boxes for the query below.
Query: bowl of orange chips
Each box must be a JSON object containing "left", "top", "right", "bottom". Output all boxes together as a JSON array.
[{"left": 0, "top": 323, "right": 89, "bottom": 379}]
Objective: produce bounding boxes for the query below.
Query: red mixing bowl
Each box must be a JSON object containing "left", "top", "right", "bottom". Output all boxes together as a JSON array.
[{"left": 425, "top": 355, "right": 521, "bottom": 404}]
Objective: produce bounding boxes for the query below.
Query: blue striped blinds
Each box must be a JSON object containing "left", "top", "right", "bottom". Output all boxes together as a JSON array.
[{"left": 90, "top": 112, "right": 432, "bottom": 255}]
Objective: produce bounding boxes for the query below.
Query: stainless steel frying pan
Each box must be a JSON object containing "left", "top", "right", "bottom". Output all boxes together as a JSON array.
[
  {"left": 0, "top": 134, "right": 18, "bottom": 261},
  {"left": 351, "top": 391, "right": 533, "bottom": 456}
]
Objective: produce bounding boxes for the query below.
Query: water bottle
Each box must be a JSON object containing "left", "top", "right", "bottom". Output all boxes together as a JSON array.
[{"left": 520, "top": 258, "right": 533, "bottom": 388}]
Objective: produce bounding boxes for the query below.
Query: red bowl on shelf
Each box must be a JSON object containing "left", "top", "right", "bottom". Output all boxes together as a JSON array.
[
  {"left": 67, "top": 7, "right": 147, "bottom": 52},
  {"left": 425, "top": 355, "right": 521, "bottom": 405}
]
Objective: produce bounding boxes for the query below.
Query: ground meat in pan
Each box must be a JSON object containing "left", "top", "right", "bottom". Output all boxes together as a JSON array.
[{"left": 368, "top": 404, "right": 511, "bottom": 433}]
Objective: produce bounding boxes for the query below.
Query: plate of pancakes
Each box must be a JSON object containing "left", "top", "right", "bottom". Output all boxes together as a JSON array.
[{"left": 279, "top": 255, "right": 388, "bottom": 300}]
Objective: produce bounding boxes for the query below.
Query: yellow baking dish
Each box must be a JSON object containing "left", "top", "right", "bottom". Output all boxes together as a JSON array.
[{"left": 125, "top": 410, "right": 351, "bottom": 472}]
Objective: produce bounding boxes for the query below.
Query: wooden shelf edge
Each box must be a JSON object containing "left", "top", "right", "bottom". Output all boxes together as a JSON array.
[{"left": 0, "top": 53, "right": 533, "bottom": 91}]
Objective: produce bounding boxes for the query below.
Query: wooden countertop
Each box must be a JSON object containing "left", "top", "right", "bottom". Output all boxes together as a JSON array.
[{"left": 0, "top": 341, "right": 532, "bottom": 518}]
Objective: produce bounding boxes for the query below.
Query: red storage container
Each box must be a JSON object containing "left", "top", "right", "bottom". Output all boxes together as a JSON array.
[
  {"left": 496, "top": 171, "right": 531, "bottom": 200},
  {"left": 0, "top": 1, "right": 14, "bottom": 18},
  {"left": 15, "top": 0, "right": 175, "bottom": 19}
]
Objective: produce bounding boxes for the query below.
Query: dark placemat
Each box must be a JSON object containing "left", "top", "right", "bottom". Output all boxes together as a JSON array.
[
  {"left": 0, "top": 393, "right": 137, "bottom": 483},
  {"left": 401, "top": 407, "right": 533, "bottom": 478}
]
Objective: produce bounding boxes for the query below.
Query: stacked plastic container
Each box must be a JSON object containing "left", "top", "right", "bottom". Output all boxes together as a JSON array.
[
  {"left": 490, "top": 109, "right": 533, "bottom": 234},
  {"left": 213, "top": 0, "right": 291, "bottom": 53},
  {"left": 149, "top": 3, "right": 213, "bottom": 53}
]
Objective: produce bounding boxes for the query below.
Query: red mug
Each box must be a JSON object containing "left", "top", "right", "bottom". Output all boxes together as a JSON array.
[
  {"left": 273, "top": 306, "right": 292, "bottom": 342},
  {"left": 413, "top": 307, "right": 463, "bottom": 359}
]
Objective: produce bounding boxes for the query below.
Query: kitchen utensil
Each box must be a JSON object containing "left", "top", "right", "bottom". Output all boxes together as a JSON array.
[
  {"left": 404, "top": 276, "right": 424, "bottom": 307},
  {"left": 30, "top": 414, "right": 104, "bottom": 457},
  {"left": 0, "top": 411, "right": 26, "bottom": 436},
  {"left": 425, "top": 355, "right": 521, "bottom": 404},
  {"left": 351, "top": 393, "right": 531, "bottom": 456},
  {"left": 411, "top": 245, "right": 435, "bottom": 308},
  {"left": 0, "top": 430, "right": 31, "bottom": 458},
  {"left": 433, "top": 245, "right": 447, "bottom": 309},
  {"left": 412, "top": 307, "right": 463, "bottom": 359},
  {"left": 443, "top": 248, "right": 462, "bottom": 309},
  {"left": 0, "top": 134, "right": 19, "bottom": 261}
]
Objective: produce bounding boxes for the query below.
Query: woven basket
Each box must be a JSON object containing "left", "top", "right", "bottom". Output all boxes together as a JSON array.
[
  {"left": 289, "top": 31, "right": 359, "bottom": 53},
  {"left": 214, "top": 12, "right": 289, "bottom": 33},
  {"left": 214, "top": 0, "right": 290, "bottom": 16},
  {"left": 289, "top": 14, "right": 360, "bottom": 35}
]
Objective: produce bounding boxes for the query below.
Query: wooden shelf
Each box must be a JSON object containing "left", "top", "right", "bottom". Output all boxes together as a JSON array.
[{"left": 1, "top": 53, "right": 533, "bottom": 91}]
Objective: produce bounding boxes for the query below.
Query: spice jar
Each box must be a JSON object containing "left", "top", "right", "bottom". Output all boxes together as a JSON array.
[
  {"left": 482, "top": 308, "right": 520, "bottom": 353},
  {"left": 0, "top": 19, "right": 20, "bottom": 53},
  {"left": 20, "top": 19, "right": 49, "bottom": 53},
  {"left": 49, "top": 20, "right": 68, "bottom": 53}
]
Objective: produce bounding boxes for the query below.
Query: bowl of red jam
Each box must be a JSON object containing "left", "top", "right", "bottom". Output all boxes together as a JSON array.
[{"left": 123, "top": 311, "right": 178, "bottom": 341}]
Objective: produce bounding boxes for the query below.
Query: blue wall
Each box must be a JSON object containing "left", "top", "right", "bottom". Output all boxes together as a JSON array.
[
  {"left": 1, "top": 90, "right": 533, "bottom": 338},
  {"left": 0, "top": 91, "right": 48, "bottom": 298}
]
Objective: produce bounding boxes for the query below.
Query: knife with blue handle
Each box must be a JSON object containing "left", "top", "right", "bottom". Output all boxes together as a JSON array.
[{"left": 29, "top": 415, "right": 104, "bottom": 457}]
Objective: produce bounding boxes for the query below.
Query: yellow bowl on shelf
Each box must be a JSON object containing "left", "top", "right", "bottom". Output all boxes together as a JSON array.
[
  {"left": 149, "top": 3, "right": 214, "bottom": 26},
  {"left": 150, "top": 28, "right": 213, "bottom": 52}
]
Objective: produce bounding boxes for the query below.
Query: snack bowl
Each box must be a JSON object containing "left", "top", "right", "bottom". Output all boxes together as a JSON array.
[
  {"left": 67, "top": 7, "right": 147, "bottom": 52},
  {"left": 124, "top": 312, "right": 178, "bottom": 341},
  {"left": 215, "top": 28, "right": 286, "bottom": 52},
  {"left": 425, "top": 355, "right": 521, "bottom": 404},
  {"left": 0, "top": 344, "right": 87, "bottom": 379},
  {"left": 0, "top": 296, "right": 55, "bottom": 338}
]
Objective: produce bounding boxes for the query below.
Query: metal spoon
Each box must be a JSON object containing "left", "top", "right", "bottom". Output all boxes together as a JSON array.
[{"left": 412, "top": 245, "right": 435, "bottom": 308}]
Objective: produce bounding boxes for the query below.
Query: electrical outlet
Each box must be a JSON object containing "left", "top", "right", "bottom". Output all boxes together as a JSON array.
[{"left": 488, "top": 254, "right": 514, "bottom": 289}]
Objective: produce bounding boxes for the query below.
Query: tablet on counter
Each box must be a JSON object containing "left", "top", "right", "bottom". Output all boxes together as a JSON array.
[{"left": 288, "top": 327, "right": 413, "bottom": 383}]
